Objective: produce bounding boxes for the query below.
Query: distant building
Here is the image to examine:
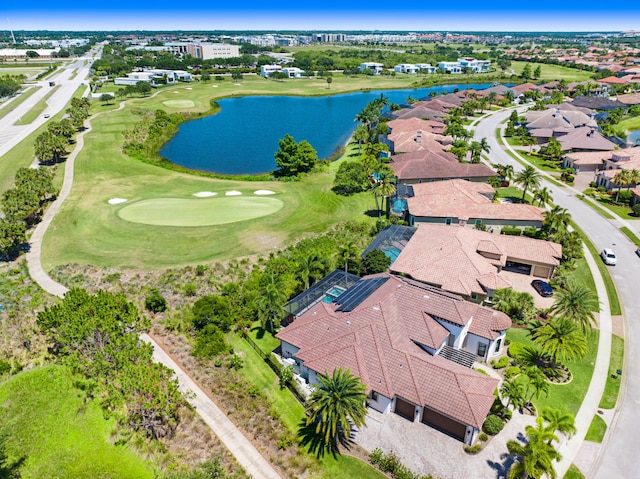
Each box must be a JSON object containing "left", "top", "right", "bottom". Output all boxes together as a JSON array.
[
  {"left": 437, "top": 58, "right": 491, "bottom": 74},
  {"left": 260, "top": 65, "right": 282, "bottom": 78},
  {"left": 394, "top": 64, "right": 419, "bottom": 74},
  {"left": 114, "top": 69, "right": 192, "bottom": 86},
  {"left": 359, "top": 62, "right": 385, "bottom": 75}
]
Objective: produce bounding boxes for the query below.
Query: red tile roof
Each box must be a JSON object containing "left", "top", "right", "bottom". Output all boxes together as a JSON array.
[
  {"left": 390, "top": 224, "right": 562, "bottom": 298},
  {"left": 390, "top": 151, "right": 494, "bottom": 182},
  {"left": 276, "top": 273, "right": 506, "bottom": 428}
]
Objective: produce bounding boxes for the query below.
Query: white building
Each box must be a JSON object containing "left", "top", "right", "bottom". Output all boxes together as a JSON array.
[
  {"left": 394, "top": 64, "right": 419, "bottom": 74},
  {"left": 114, "top": 69, "right": 192, "bottom": 86},
  {"left": 359, "top": 62, "right": 385, "bottom": 75},
  {"left": 415, "top": 63, "right": 437, "bottom": 73},
  {"left": 260, "top": 64, "right": 283, "bottom": 78},
  {"left": 437, "top": 61, "right": 463, "bottom": 74},
  {"left": 458, "top": 58, "right": 491, "bottom": 73},
  {"left": 282, "top": 67, "right": 305, "bottom": 78}
]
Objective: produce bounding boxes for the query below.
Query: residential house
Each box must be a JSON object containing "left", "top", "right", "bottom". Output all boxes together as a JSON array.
[
  {"left": 406, "top": 179, "right": 545, "bottom": 229},
  {"left": 437, "top": 61, "right": 462, "bottom": 74},
  {"left": 359, "top": 62, "right": 385, "bottom": 75},
  {"left": 260, "top": 65, "right": 283, "bottom": 78},
  {"left": 383, "top": 118, "right": 450, "bottom": 154},
  {"left": 415, "top": 63, "right": 437, "bottom": 73},
  {"left": 276, "top": 272, "right": 511, "bottom": 444},
  {"left": 458, "top": 58, "right": 491, "bottom": 73},
  {"left": 394, "top": 64, "right": 419, "bottom": 74},
  {"left": 555, "top": 127, "right": 616, "bottom": 152},
  {"left": 592, "top": 148, "right": 640, "bottom": 190},
  {"left": 389, "top": 151, "right": 495, "bottom": 184},
  {"left": 525, "top": 108, "right": 598, "bottom": 144},
  {"left": 390, "top": 225, "right": 562, "bottom": 303},
  {"left": 282, "top": 67, "right": 305, "bottom": 78},
  {"left": 113, "top": 69, "right": 192, "bottom": 86}
]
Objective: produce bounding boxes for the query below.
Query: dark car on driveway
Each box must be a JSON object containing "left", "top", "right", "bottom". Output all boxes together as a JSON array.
[{"left": 532, "top": 279, "right": 553, "bottom": 297}]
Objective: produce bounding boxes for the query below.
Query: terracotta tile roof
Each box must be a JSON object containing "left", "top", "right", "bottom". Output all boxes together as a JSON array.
[
  {"left": 407, "top": 179, "right": 545, "bottom": 223},
  {"left": 616, "top": 93, "right": 640, "bottom": 105},
  {"left": 543, "top": 103, "right": 595, "bottom": 116},
  {"left": 390, "top": 152, "right": 494, "bottom": 182},
  {"left": 387, "top": 117, "right": 447, "bottom": 135},
  {"left": 276, "top": 273, "right": 504, "bottom": 427},
  {"left": 556, "top": 127, "right": 616, "bottom": 151},
  {"left": 526, "top": 109, "right": 597, "bottom": 129},
  {"left": 390, "top": 224, "right": 561, "bottom": 298},
  {"left": 567, "top": 147, "right": 640, "bottom": 170},
  {"left": 387, "top": 130, "right": 453, "bottom": 154},
  {"left": 599, "top": 75, "right": 628, "bottom": 84},
  {"left": 392, "top": 106, "right": 448, "bottom": 122}
]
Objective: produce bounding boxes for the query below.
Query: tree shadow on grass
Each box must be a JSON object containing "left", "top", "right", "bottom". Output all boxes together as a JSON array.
[
  {"left": 0, "top": 434, "right": 25, "bottom": 479},
  {"left": 297, "top": 418, "right": 358, "bottom": 459},
  {"left": 365, "top": 209, "right": 383, "bottom": 218}
]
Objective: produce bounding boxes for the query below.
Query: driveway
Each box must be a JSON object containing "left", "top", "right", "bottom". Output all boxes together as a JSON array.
[
  {"left": 500, "top": 271, "right": 555, "bottom": 309},
  {"left": 355, "top": 408, "right": 537, "bottom": 479}
]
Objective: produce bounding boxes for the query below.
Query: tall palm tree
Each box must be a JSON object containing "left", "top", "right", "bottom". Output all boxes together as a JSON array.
[
  {"left": 479, "top": 137, "right": 491, "bottom": 154},
  {"left": 373, "top": 171, "right": 396, "bottom": 219},
  {"left": 524, "top": 366, "right": 550, "bottom": 406},
  {"left": 627, "top": 169, "right": 640, "bottom": 191},
  {"left": 507, "top": 416, "right": 562, "bottom": 479},
  {"left": 306, "top": 368, "right": 367, "bottom": 450},
  {"left": 501, "top": 378, "right": 526, "bottom": 413},
  {"left": 550, "top": 279, "right": 599, "bottom": 333},
  {"left": 469, "top": 141, "right": 483, "bottom": 163},
  {"left": 543, "top": 205, "right": 571, "bottom": 235},
  {"left": 613, "top": 169, "right": 631, "bottom": 202},
  {"left": 514, "top": 166, "right": 542, "bottom": 203},
  {"left": 299, "top": 253, "right": 331, "bottom": 290},
  {"left": 494, "top": 163, "right": 514, "bottom": 185},
  {"left": 533, "top": 317, "right": 588, "bottom": 369},
  {"left": 541, "top": 408, "right": 576, "bottom": 444},
  {"left": 532, "top": 186, "right": 553, "bottom": 207},
  {"left": 339, "top": 241, "right": 359, "bottom": 274},
  {"left": 254, "top": 275, "right": 287, "bottom": 332},
  {"left": 353, "top": 125, "right": 369, "bottom": 154}
]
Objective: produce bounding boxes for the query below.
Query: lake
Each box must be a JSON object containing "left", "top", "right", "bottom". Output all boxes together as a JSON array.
[{"left": 160, "top": 83, "right": 497, "bottom": 175}]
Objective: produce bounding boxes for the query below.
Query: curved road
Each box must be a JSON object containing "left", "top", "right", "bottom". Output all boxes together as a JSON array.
[{"left": 475, "top": 109, "right": 639, "bottom": 478}]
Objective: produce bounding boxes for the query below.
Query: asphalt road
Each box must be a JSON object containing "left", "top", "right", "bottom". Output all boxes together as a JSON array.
[
  {"left": 474, "top": 109, "right": 640, "bottom": 478},
  {"left": 0, "top": 49, "right": 98, "bottom": 159}
]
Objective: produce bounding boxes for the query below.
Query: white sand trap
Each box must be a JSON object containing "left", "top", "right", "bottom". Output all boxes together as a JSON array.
[
  {"left": 254, "top": 190, "right": 276, "bottom": 195},
  {"left": 234, "top": 83, "right": 241, "bottom": 86},
  {"left": 108, "top": 198, "right": 128, "bottom": 204},
  {"left": 212, "top": 85, "right": 219, "bottom": 88},
  {"left": 193, "top": 191, "right": 218, "bottom": 197},
  {"left": 225, "top": 190, "right": 242, "bottom": 196},
  {"left": 186, "top": 87, "right": 192, "bottom": 90},
  {"left": 173, "top": 91, "right": 180, "bottom": 94},
  {"left": 163, "top": 100, "right": 195, "bottom": 108}
]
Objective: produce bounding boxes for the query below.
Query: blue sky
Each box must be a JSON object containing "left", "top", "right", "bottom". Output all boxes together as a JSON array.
[{"left": 4, "top": 2, "right": 640, "bottom": 31}]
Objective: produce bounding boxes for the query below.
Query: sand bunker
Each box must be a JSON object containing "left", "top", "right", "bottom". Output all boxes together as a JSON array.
[
  {"left": 234, "top": 83, "right": 241, "bottom": 86},
  {"left": 212, "top": 85, "right": 219, "bottom": 88},
  {"left": 254, "top": 190, "right": 276, "bottom": 195},
  {"left": 225, "top": 190, "right": 242, "bottom": 196},
  {"left": 108, "top": 198, "right": 128, "bottom": 204},
  {"left": 163, "top": 100, "right": 195, "bottom": 108},
  {"left": 186, "top": 87, "right": 192, "bottom": 90},
  {"left": 193, "top": 191, "right": 217, "bottom": 197}
]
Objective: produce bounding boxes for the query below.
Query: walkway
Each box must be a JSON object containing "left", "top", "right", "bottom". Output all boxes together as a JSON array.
[{"left": 23, "top": 100, "right": 282, "bottom": 479}]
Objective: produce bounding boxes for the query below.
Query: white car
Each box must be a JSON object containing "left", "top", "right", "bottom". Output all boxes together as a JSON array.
[{"left": 601, "top": 248, "right": 617, "bottom": 266}]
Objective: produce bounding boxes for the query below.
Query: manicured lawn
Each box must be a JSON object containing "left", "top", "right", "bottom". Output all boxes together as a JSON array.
[
  {"left": 571, "top": 223, "right": 622, "bottom": 316},
  {"left": 518, "top": 152, "right": 561, "bottom": 172},
  {"left": 585, "top": 414, "right": 607, "bottom": 443},
  {"left": 14, "top": 85, "right": 59, "bottom": 125},
  {"left": 495, "top": 186, "right": 534, "bottom": 204},
  {"left": 0, "top": 86, "right": 41, "bottom": 120},
  {"left": 572, "top": 256, "right": 598, "bottom": 307},
  {"left": 620, "top": 226, "right": 640, "bottom": 247},
  {"left": 0, "top": 365, "right": 155, "bottom": 478},
  {"left": 595, "top": 197, "right": 635, "bottom": 219},
  {"left": 506, "top": 327, "right": 599, "bottom": 417},
  {"left": 510, "top": 62, "right": 594, "bottom": 82},
  {"left": 227, "top": 333, "right": 386, "bottom": 479},
  {"left": 600, "top": 334, "right": 624, "bottom": 409},
  {"left": 615, "top": 114, "right": 640, "bottom": 137},
  {"left": 563, "top": 464, "right": 585, "bottom": 479}
]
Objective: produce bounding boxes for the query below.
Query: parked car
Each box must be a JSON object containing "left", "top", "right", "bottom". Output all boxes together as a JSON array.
[
  {"left": 601, "top": 248, "right": 617, "bottom": 266},
  {"left": 636, "top": 248, "right": 640, "bottom": 258},
  {"left": 43, "top": 113, "right": 50, "bottom": 118},
  {"left": 531, "top": 279, "right": 553, "bottom": 297}
]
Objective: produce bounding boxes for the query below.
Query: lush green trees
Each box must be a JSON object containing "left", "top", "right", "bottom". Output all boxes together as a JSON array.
[
  {"left": 514, "top": 166, "right": 542, "bottom": 202},
  {"left": 254, "top": 274, "right": 288, "bottom": 331},
  {"left": 273, "top": 134, "right": 319, "bottom": 178},
  {"left": 191, "top": 295, "right": 234, "bottom": 332},
  {"left": 532, "top": 186, "right": 553, "bottom": 207},
  {"left": 501, "top": 378, "right": 526, "bottom": 412},
  {"left": 507, "top": 417, "right": 561, "bottom": 479},
  {"left": 298, "top": 253, "right": 331, "bottom": 290},
  {"left": 305, "top": 368, "right": 367, "bottom": 450},
  {"left": 34, "top": 130, "right": 69, "bottom": 163},
  {"left": 362, "top": 249, "right": 391, "bottom": 274},
  {"left": 145, "top": 289, "right": 167, "bottom": 313},
  {"left": 37, "top": 289, "right": 185, "bottom": 439},
  {"left": 493, "top": 288, "right": 536, "bottom": 324},
  {"left": 0, "top": 219, "right": 26, "bottom": 259},
  {"left": 539, "top": 138, "right": 563, "bottom": 163},
  {"left": 0, "top": 77, "right": 22, "bottom": 97},
  {"left": 372, "top": 171, "right": 396, "bottom": 218},
  {"left": 541, "top": 408, "right": 576, "bottom": 443},
  {"left": 332, "top": 161, "right": 370, "bottom": 195}
]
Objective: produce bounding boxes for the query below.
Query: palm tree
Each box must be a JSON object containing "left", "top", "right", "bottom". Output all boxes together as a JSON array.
[
  {"left": 353, "top": 125, "right": 369, "bottom": 154},
  {"left": 339, "top": 241, "right": 359, "bottom": 274},
  {"left": 479, "top": 137, "right": 491, "bottom": 155},
  {"left": 507, "top": 416, "right": 562, "bottom": 479},
  {"left": 533, "top": 318, "right": 588, "bottom": 369},
  {"left": 613, "top": 169, "right": 631, "bottom": 202},
  {"left": 542, "top": 205, "right": 571, "bottom": 235},
  {"left": 514, "top": 166, "right": 541, "bottom": 203},
  {"left": 373, "top": 171, "right": 396, "bottom": 219},
  {"left": 501, "top": 378, "right": 526, "bottom": 413},
  {"left": 627, "top": 169, "right": 640, "bottom": 191},
  {"left": 541, "top": 408, "right": 576, "bottom": 444},
  {"left": 306, "top": 368, "right": 367, "bottom": 450},
  {"left": 469, "top": 141, "right": 483, "bottom": 163},
  {"left": 524, "top": 366, "right": 550, "bottom": 407},
  {"left": 254, "top": 275, "right": 287, "bottom": 332},
  {"left": 299, "top": 253, "right": 330, "bottom": 290},
  {"left": 532, "top": 186, "right": 553, "bottom": 207},
  {"left": 550, "top": 279, "right": 599, "bottom": 333},
  {"left": 494, "top": 163, "right": 514, "bottom": 185}
]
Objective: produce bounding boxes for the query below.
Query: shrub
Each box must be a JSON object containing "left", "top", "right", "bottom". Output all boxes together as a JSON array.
[
  {"left": 195, "top": 264, "right": 207, "bottom": 276},
  {"left": 464, "top": 444, "right": 482, "bottom": 454},
  {"left": 479, "top": 432, "right": 488, "bottom": 442},
  {"left": 507, "top": 342, "right": 526, "bottom": 358},
  {"left": 633, "top": 203, "right": 640, "bottom": 217},
  {"left": 144, "top": 289, "right": 167, "bottom": 313},
  {"left": 279, "top": 365, "right": 294, "bottom": 389},
  {"left": 227, "top": 354, "right": 244, "bottom": 370},
  {"left": 483, "top": 415, "right": 505, "bottom": 435},
  {"left": 191, "top": 295, "right": 233, "bottom": 332},
  {"left": 501, "top": 225, "right": 522, "bottom": 236},
  {"left": 193, "top": 324, "right": 229, "bottom": 358},
  {"left": 369, "top": 448, "right": 384, "bottom": 466},
  {"left": 617, "top": 190, "right": 633, "bottom": 205},
  {"left": 505, "top": 366, "right": 521, "bottom": 379},
  {"left": 183, "top": 283, "right": 197, "bottom": 297},
  {"left": 522, "top": 227, "right": 539, "bottom": 238},
  {"left": 363, "top": 249, "right": 392, "bottom": 274},
  {"left": 492, "top": 356, "right": 509, "bottom": 369}
]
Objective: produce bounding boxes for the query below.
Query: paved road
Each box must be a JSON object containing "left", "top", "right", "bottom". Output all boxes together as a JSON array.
[
  {"left": 475, "top": 109, "right": 640, "bottom": 478},
  {"left": 0, "top": 50, "right": 97, "bottom": 158}
]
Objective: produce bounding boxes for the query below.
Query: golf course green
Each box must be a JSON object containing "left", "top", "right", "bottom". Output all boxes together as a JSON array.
[{"left": 117, "top": 196, "right": 284, "bottom": 226}]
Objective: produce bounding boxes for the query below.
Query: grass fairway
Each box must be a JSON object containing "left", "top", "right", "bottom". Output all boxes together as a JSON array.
[
  {"left": 42, "top": 83, "right": 380, "bottom": 270},
  {"left": 117, "top": 196, "right": 284, "bottom": 226},
  {"left": 510, "top": 61, "right": 594, "bottom": 82},
  {"left": 0, "top": 365, "right": 154, "bottom": 479}
]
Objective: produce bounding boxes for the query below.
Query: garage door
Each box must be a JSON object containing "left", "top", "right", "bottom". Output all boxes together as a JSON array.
[
  {"left": 421, "top": 407, "right": 467, "bottom": 441},
  {"left": 532, "top": 265, "right": 551, "bottom": 278},
  {"left": 394, "top": 398, "right": 416, "bottom": 421},
  {"left": 504, "top": 261, "right": 532, "bottom": 275}
]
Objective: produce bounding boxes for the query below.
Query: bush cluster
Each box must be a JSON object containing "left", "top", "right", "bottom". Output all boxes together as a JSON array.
[
  {"left": 483, "top": 415, "right": 505, "bottom": 435},
  {"left": 369, "top": 448, "right": 441, "bottom": 479}
]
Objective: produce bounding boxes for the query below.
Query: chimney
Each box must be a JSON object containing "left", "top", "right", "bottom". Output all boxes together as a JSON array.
[{"left": 416, "top": 131, "right": 422, "bottom": 144}]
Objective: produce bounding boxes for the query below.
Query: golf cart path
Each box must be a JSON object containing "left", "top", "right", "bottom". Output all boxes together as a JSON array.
[{"left": 25, "top": 100, "right": 282, "bottom": 479}]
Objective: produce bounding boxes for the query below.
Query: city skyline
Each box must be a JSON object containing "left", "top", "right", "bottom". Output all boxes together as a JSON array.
[{"left": 4, "top": 2, "right": 640, "bottom": 32}]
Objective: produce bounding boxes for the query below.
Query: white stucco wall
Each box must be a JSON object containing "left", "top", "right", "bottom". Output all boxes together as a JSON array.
[{"left": 368, "top": 392, "right": 393, "bottom": 414}]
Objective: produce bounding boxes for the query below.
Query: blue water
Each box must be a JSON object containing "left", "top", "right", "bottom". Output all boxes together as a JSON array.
[
  {"left": 160, "top": 83, "right": 498, "bottom": 175},
  {"left": 628, "top": 129, "right": 640, "bottom": 145},
  {"left": 383, "top": 247, "right": 402, "bottom": 263}
]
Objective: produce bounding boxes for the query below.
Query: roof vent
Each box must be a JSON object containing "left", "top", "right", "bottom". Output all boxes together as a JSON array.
[
  {"left": 423, "top": 295, "right": 430, "bottom": 299},
  {"left": 346, "top": 320, "right": 351, "bottom": 326},
  {"left": 373, "top": 306, "right": 380, "bottom": 311}
]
